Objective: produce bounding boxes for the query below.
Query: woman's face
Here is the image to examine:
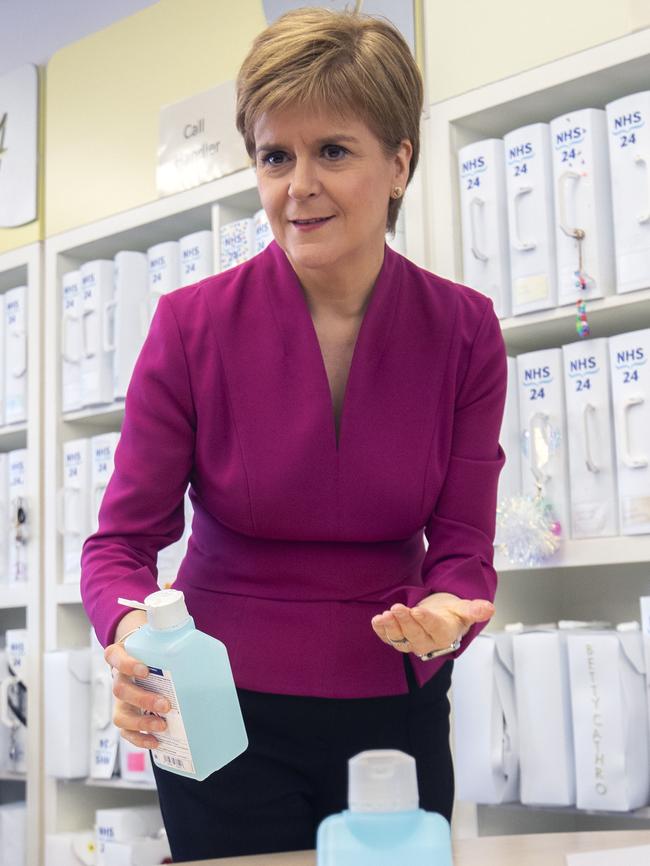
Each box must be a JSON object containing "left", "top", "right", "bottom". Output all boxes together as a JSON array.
[{"left": 253, "top": 106, "right": 412, "bottom": 277}]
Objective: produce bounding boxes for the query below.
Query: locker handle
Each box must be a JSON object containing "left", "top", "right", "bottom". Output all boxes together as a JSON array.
[
  {"left": 91, "top": 670, "right": 113, "bottom": 730},
  {"left": 102, "top": 300, "right": 117, "bottom": 353},
  {"left": 61, "top": 311, "right": 82, "bottom": 364},
  {"left": 635, "top": 153, "right": 650, "bottom": 224},
  {"left": 529, "top": 411, "right": 551, "bottom": 485},
  {"left": 469, "top": 196, "right": 489, "bottom": 262},
  {"left": 557, "top": 170, "right": 584, "bottom": 238},
  {"left": 621, "top": 395, "right": 648, "bottom": 469},
  {"left": 0, "top": 677, "right": 19, "bottom": 730},
  {"left": 511, "top": 185, "right": 536, "bottom": 251},
  {"left": 582, "top": 403, "right": 599, "bottom": 473}
]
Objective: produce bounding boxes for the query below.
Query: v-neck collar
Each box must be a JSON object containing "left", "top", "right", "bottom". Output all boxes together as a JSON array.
[{"left": 264, "top": 240, "right": 402, "bottom": 455}]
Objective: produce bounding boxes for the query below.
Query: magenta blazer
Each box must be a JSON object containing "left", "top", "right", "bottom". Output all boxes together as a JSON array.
[{"left": 81, "top": 241, "right": 506, "bottom": 698}]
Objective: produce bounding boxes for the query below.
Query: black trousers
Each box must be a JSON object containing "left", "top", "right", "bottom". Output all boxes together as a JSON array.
[{"left": 152, "top": 658, "right": 454, "bottom": 862}]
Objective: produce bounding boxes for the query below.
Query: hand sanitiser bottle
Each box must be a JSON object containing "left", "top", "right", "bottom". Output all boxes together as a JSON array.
[
  {"left": 117, "top": 589, "right": 248, "bottom": 780},
  {"left": 317, "top": 750, "right": 453, "bottom": 866}
]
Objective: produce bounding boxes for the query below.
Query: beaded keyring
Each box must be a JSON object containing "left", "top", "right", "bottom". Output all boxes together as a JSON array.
[{"left": 573, "top": 227, "right": 591, "bottom": 338}]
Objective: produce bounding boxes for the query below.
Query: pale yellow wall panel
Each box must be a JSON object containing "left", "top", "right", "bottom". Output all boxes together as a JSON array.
[
  {"left": 45, "top": 0, "right": 266, "bottom": 236},
  {"left": 425, "top": 0, "right": 641, "bottom": 103},
  {"left": 0, "top": 221, "right": 42, "bottom": 256}
]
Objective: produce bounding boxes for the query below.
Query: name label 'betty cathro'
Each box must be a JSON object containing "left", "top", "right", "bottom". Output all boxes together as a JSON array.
[{"left": 586, "top": 643, "right": 607, "bottom": 796}]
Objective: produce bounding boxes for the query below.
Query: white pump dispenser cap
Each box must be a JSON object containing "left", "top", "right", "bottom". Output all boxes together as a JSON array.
[
  {"left": 348, "top": 750, "right": 419, "bottom": 813},
  {"left": 118, "top": 589, "right": 190, "bottom": 631}
]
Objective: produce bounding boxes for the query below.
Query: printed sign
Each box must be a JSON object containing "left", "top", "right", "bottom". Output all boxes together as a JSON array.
[
  {"left": 0, "top": 64, "right": 38, "bottom": 227},
  {"left": 157, "top": 79, "right": 250, "bottom": 196}
]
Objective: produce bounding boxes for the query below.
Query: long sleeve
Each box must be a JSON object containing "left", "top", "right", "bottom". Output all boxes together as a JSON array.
[
  {"left": 79, "top": 244, "right": 511, "bottom": 696},
  {"left": 383, "top": 297, "right": 507, "bottom": 659},
  {"left": 80, "top": 294, "right": 196, "bottom": 646}
]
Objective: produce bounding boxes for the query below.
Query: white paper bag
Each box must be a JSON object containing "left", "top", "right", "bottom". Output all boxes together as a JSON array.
[
  {"left": 0, "top": 295, "right": 6, "bottom": 427},
  {"left": 609, "top": 328, "right": 650, "bottom": 534},
  {"left": 504, "top": 122, "right": 557, "bottom": 315},
  {"left": 220, "top": 218, "right": 255, "bottom": 271},
  {"left": 496, "top": 357, "right": 521, "bottom": 511},
  {"left": 111, "top": 251, "right": 149, "bottom": 401},
  {"left": 550, "top": 108, "right": 615, "bottom": 305},
  {"left": 61, "top": 269, "right": 84, "bottom": 413},
  {"left": 60, "top": 438, "right": 92, "bottom": 583},
  {"left": 641, "top": 597, "right": 650, "bottom": 738},
  {"left": 89, "top": 631, "right": 119, "bottom": 780},
  {"left": 452, "top": 632, "right": 519, "bottom": 803},
  {"left": 517, "top": 348, "right": 571, "bottom": 536},
  {"left": 562, "top": 338, "right": 618, "bottom": 537},
  {"left": 0, "top": 649, "right": 15, "bottom": 772},
  {"left": 90, "top": 433, "right": 120, "bottom": 533},
  {"left": 458, "top": 139, "right": 511, "bottom": 317},
  {"left": 45, "top": 831, "right": 96, "bottom": 866},
  {"left": 44, "top": 648, "right": 91, "bottom": 778},
  {"left": 606, "top": 90, "right": 650, "bottom": 295},
  {"left": 5, "top": 628, "right": 27, "bottom": 677},
  {"left": 512, "top": 627, "right": 576, "bottom": 805},
  {"left": 179, "top": 230, "right": 213, "bottom": 286},
  {"left": 80, "top": 260, "right": 115, "bottom": 407},
  {"left": 4, "top": 286, "right": 28, "bottom": 424},
  {"left": 0, "top": 801, "right": 26, "bottom": 866},
  {"left": 7, "top": 449, "right": 28, "bottom": 583},
  {"left": 147, "top": 241, "right": 180, "bottom": 324},
  {"left": 118, "top": 739, "right": 155, "bottom": 786},
  {"left": 95, "top": 806, "right": 164, "bottom": 866},
  {"left": 100, "top": 835, "right": 171, "bottom": 866},
  {"left": 0, "top": 453, "right": 9, "bottom": 582},
  {"left": 2, "top": 627, "right": 28, "bottom": 773},
  {"left": 254, "top": 208, "right": 274, "bottom": 253},
  {"left": 568, "top": 627, "right": 650, "bottom": 811}
]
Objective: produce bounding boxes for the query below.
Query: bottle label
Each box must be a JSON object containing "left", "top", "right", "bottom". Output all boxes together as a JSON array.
[{"left": 133, "top": 666, "right": 196, "bottom": 775}]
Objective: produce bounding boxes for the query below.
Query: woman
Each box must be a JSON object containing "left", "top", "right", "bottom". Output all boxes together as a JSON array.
[{"left": 81, "top": 7, "right": 506, "bottom": 862}]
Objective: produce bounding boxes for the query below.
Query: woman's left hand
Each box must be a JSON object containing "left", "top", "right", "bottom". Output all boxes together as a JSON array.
[{"left": 371, "top": 592, "right": 495, "bottom": 657}]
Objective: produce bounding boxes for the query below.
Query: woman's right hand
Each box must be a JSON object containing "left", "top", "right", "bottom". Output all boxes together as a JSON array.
[{"left": 104, "top": 638, "right": 171, "bottom": 750}]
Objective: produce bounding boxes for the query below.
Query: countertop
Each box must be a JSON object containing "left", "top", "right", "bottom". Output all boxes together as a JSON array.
[{"left": 178, "top": 829, "right": 650, "bottom": 865}]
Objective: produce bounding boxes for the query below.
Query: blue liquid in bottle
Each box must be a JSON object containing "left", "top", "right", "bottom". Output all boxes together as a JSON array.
[
  {"left": 317, "top": 750, "right": 453, "bottom": 866},
  {"left": 119, "top": 589, "right": 248, "bottom": 781}
]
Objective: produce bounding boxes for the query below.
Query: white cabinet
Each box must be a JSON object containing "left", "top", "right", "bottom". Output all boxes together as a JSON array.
[
  {"left": 427, "top": 16, "right": 650, "bottom": 836},
  {"left": 42, "top": 170, "right": 256, "bottom": 842},
  {"left": 0, "top": 241, "right": 44, "bottom": 866}
]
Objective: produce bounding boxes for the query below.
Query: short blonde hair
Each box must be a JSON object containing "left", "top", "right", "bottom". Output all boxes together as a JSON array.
[{"left": 236, "top": 7, "right": 423, "bottom": 234}]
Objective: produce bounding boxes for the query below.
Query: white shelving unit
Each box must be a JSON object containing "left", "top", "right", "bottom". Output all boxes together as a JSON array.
[
  {"left": 427, "top": 25, "right": 650, "bottom": 837},
  {"left": 41, "top": 163, "right": 428, "bottom": 843},
  {"left": 42, "top": 168, "right": 255, "bottom": 838},
  {"left": 0, "top": 241, "right": 44, "bottom": 866},
  {"left": 17, "top": 23, "right": 650, "bottom": 853}
]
